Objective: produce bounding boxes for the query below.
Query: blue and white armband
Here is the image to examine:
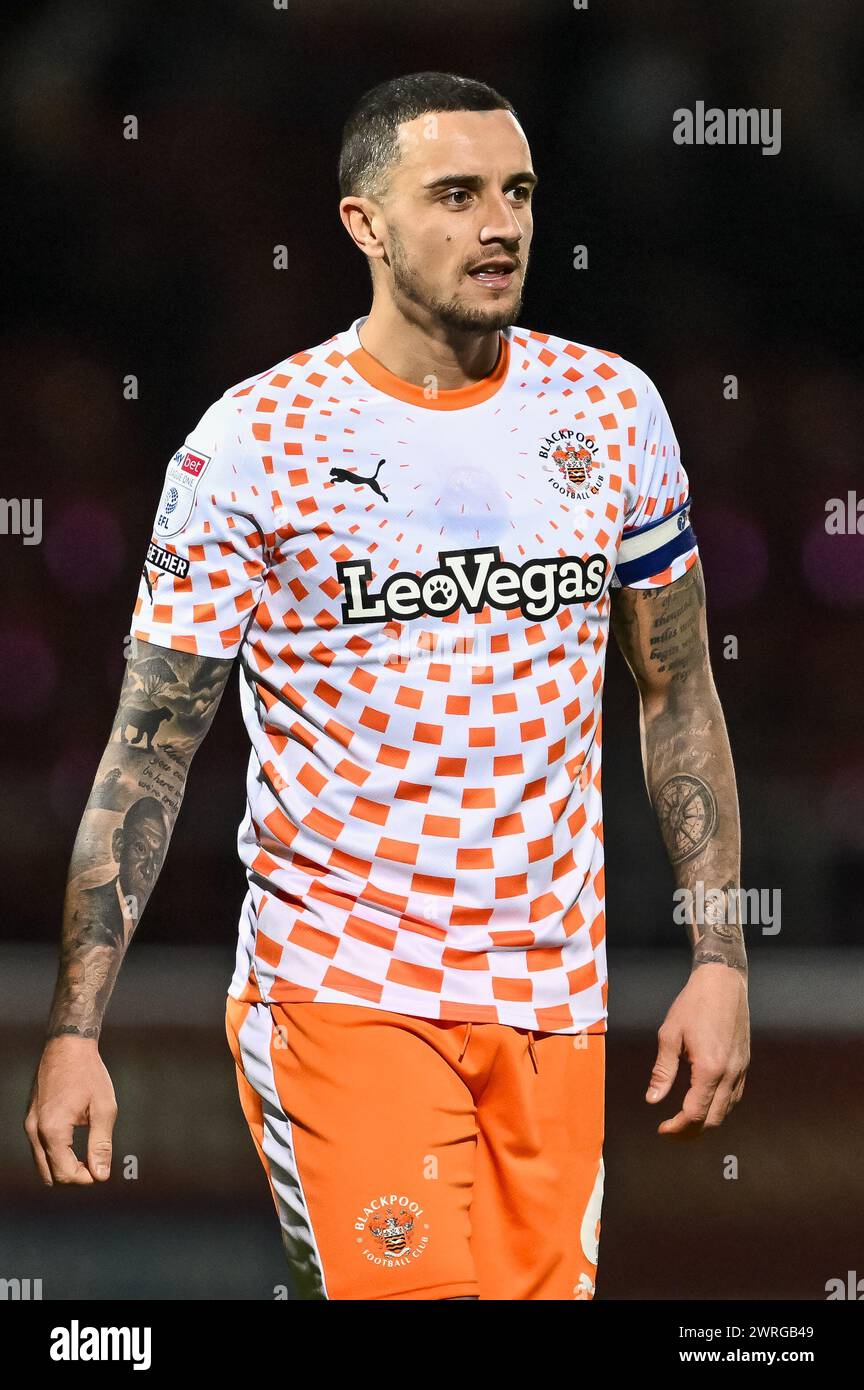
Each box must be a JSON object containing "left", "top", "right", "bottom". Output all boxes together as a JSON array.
[{"left": 611, "top": 498, "right": 697, "bottom": 588}]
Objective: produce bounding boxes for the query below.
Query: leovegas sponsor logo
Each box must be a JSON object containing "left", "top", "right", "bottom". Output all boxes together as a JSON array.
[{"left": 337, "top": 544, "right": 609, "bottom": 625}]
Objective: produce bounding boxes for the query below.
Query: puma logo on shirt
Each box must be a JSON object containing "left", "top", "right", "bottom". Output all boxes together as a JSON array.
[{"left": 329, "top": 458, "right": 388, "bottom": 501}]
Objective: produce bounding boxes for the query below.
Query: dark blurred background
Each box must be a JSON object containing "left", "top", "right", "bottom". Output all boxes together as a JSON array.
[{"left": 1, "top": 0, "right": 862, "bottom": 1300}]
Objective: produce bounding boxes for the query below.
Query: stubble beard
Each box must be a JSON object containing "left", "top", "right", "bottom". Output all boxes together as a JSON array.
[{"left": 387, "top": 225, "right": 525, "bottom": 334}]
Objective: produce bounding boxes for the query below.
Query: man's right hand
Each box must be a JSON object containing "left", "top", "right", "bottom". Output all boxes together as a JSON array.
[
  {"left": 28, "top": 641, "right": 233, "bottom": 1188},
  {"left": 24, "top": 1037, "right": 118, "bottom": 1186}
]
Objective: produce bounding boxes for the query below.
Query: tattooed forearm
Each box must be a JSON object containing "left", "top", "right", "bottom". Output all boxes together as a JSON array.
[
  {"left": 45, "top": 638, "right": 234, "bottom": 1041},
  {"left": 611, "top": 559, "right": 745, "bottom": 978}
]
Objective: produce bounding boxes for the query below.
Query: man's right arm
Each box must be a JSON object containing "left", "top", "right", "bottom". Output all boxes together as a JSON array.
[{"left": 24, "top": 636, "right": 234, "bottom": 1185}]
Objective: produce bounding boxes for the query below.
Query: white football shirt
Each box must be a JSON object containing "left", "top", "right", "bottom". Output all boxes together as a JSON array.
[{"left": 130, "top": 315, "right": 698, "bottom": 1033}]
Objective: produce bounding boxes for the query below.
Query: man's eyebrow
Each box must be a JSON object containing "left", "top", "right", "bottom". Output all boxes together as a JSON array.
[{"left": 421, "top": 170, "right": 539, "bottom": 192}]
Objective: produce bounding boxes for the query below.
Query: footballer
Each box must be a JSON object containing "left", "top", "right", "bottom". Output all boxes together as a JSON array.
[{"left": 26, "top": 71, "right": 749, "bottom": 1301}]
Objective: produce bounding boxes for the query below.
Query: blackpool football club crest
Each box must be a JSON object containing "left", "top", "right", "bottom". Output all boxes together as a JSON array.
[
  {"left": 353, "top": 1192, "right": 430, "bottom": 1269},
  {"left": 538, "top": 428, "right": 605, "bottom": 501}
]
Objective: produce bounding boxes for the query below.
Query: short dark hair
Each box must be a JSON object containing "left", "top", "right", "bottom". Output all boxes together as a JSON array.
[{"left": 338, "top": 71, "right": 518, "bottom": 201}]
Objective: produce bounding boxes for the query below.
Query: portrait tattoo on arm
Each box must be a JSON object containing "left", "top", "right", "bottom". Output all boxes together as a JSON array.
[{"left": 46, "top": 640, "right": 234, "bottom": 1040}]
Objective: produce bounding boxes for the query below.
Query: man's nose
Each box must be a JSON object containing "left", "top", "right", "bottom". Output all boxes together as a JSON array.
[{"left": 480, "top": 196, "right": 523, "bottom": 244}]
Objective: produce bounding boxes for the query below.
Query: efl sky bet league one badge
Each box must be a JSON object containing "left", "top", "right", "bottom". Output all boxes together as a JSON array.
[{"left": 154, "top": 447, "right": 211, "bottom": 538}]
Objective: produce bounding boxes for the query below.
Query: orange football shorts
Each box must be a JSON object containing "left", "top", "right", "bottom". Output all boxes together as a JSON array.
[{"left": 225, "top": 996, "right": 605, "bottom": 1300}]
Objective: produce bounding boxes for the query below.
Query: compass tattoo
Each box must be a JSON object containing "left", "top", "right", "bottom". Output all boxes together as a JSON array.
[{"left": 655, "top": 773, "right": 718, "bottom": 864}]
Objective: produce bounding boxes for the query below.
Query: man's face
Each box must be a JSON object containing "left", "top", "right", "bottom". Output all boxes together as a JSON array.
[
  {"left": 364, "top": 108, "right": 536, "bottom": 333},
  {"left": 115, "top": 810, "right": 167, "bottom": 898}
]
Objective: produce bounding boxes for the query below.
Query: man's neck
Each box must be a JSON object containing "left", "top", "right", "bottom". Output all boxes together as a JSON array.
[{"left": 357, "top": 299, "right": 503, "bottom": 391}]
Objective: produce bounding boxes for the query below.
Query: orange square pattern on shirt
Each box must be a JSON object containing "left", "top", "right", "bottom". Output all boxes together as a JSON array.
[{"left": 130, "top": 319, "right": 695, "bottom": 1033}]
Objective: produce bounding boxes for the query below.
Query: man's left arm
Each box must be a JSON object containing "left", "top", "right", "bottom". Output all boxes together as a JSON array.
[{"left": 610, "top": 556, "right": 750, "bottom": 1135}]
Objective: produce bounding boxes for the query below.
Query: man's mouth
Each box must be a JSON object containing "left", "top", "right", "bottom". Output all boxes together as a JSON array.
[{"left": 467, "top": 260, "right": 518, "bottom": 289}]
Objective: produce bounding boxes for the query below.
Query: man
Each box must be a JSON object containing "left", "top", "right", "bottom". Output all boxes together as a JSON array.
[{"left": 25, "top": 71, "right": 749, "bottom": 1301}]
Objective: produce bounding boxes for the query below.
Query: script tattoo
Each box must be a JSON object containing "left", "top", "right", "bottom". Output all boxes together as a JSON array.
[
  {"left": 46, "top": 639, "right": 234, "bottom": 1041},
  {"left": 648, "top": 567, "right": 706, "bottom": 683},
  {"left": 611, "top": 561, "right": 707, "bottom": 688}
]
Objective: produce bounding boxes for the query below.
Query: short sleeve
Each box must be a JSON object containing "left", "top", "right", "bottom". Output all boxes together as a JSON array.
[
  {"left": 611, "top": 367, "right": 698, "bottom": 590},
  {"left": 129, "top": 393, "right": 271, "bottom": 657}
]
